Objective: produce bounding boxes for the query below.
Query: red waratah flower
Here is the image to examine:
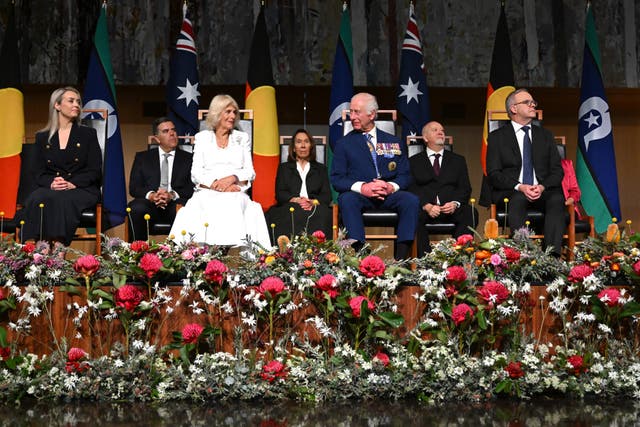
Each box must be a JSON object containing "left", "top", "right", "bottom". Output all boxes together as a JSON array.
[
  {"left": 115, "top": 285, "right": 145, "bottom": 312},
  {"left": 567, "top": 355, "right": 587, "bottom": 375},
  {"left": 204, "top": 259, "right": 227, "bottom": 285},
  {"left": 598, "top": 288, "right": 622, "bottom": 307},
  {"left": 373, "top": 351, "right": 390, "bottom": 367},
  {"left": 633, "top": 260, "right": 640, "bottom": 275},
  {"left": 130, "top": 240, "right": 149, "bottom": 252},
  {"left": 182, "top": 323, "right": 204, "bottom": 344},
  {"left": 22, "top": 242, "right": 35, "bottom": 253},
  {"left": 478, "top": 280, "right": 510, "bottom": 308},
  {"left": 568, "top": 264, "right": 593, "bottom": 283},
  {"left": 505, "top": 361, "right": 525, "bottom": 379},
  {"left": 503, "top": 246, "right": 521, "bottom": 263},
  {"left": 316, "top": 274, "right": 339, "bottom": 298},
  {"left": 0, "top": 347, "right": 10, "bottom": 360},
  {"left": 261, "top": 360, "right": 287, "bottom": 382},
  {"left": 139, "top": 253, "right": 163, "bottom": 278},
  {"left": 312, "top": 230, "right": 326, "bottom": 243},
  {"left": 73, "top": 254, "right": 100, "bottom": 277},
  {"left": 446, "top": 266, "right": 467, "bottom": 283},
  {"left": 67, "top": 347, "right": 87, "bottom": 362},
  {"left": 359, "top": 255, "right": 386, "bottom": 278},
  {"left": 456, "top": 234, "right": 474, "bottom": 246},
  {"left": 451, "top": 303, "right": 474, "bottom": 326},
  {"left": 259, "top": 276, "right": 286, "bottom": 297},
  {"left": 0, "top": 288, "right": 5, "bottom": 300},
  {"left": 349, "top": 295, "right": 375, "bottom": 318}
]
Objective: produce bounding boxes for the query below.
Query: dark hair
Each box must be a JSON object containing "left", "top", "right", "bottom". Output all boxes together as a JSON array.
[
  {"left": 287, "top": 128, "right": 316, "bottom": 162},
  {"left": 152, "top": 116, "right": 173, "bottom": 135}
]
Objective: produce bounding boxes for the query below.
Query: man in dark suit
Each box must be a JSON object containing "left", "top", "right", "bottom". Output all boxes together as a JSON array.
[
  {"left": 409, "top": 121, "right": 475, "bottom": 257},
  {"left": 330, "top": 92, "right": 419, "bottom": 259},
  {"left": 486, "top": 88, "right": 565, "bottom": 255},
  {"left": 127, "top": 117, "right": 194, "bottom": 242}
]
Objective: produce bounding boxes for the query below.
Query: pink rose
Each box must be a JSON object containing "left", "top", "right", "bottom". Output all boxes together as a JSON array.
[
  {"left": 478, "top": 280, "right": 510, "bottom": 308},
  {"left": 130, "top": 240, "right": 149, "bottom": 252},
  {"left": 182, "top": 323, "right": 204, "bottom": 344},
  {"left": 446, "top": 266, "right": 467, "bottom": 283},
  {"left": 259, "top": 276, "right": 286, "bottom": 296},
  {"left": 451, "top": 303, "right": 474, "bottom": 326},
  {"left": 503, "top": 246, "right": 521, "bottom": 263},
  {"left": 456, "top": 234, "right": 474, "bottom": 246},
  {"left": 73, "top": 254, "right": 100, "bottom": 278},
  {"left": 139, "top": 253, "right": 163, "bottom": 278},
  {"left": 312, "top": 230, "right": 326, "bottom": 243},
  {"left": 349, "top": 295, "right": 375, "bottom": 318},
  {"left": 633, "top": 260, "right": 640, "bottom": 275},
  {"left": 261, "top": 360, "right": 287, "bottom": 382},
  {"left": 67, "top": 347, "right": 87, "bottom": 362},
  {"left": 598, "top": 288, "right": 622, "bottom": 307},
  {"left": 204, "top": 259, "right": 228, "bottom": 285},
  {"left": 490, "top": 253, "right": 502, "bottom": 266},
  {"left": 316, "top": 274, "right": 339, "bottom": 298},
  {"left": 181, "top": 249, "right": 195, "bottom": 260},
  {"left": 568, "top": 264, "right": 593, "bottom": 283},
  {"left": 115, "top": 285, "right": 145, "bottom": 312},
  {"left": 373, "top": 351, "right": 390, "bottom": 367},
  {"left": 505, "top": 361, "right": 524, "bottom": 379},
  {"left": 567, "top": 355, "right": 587, "bottom": 375},
  {"left": 359, "top": 255, "right": 386, "bottom": 278}
]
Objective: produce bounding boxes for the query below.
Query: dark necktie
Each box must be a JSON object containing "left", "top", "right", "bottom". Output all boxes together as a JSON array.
[
  {"left": 365, "top": 133, "right": 380, "bottom": 178},
  {"left": 160, "top": 153, "right": 170, "bottom": 189},
  {"left": 432, "top": 153, "right": 441, "bottom": 176},
  {"left": 521, "top": 126, "right": 533, "bottom": 185}
]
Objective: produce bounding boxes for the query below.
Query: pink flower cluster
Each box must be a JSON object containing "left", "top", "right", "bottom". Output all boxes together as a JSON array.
[
  {"left": 115, "top": 285, "right": 145, "bottom": 312},
  {"left": 598, "top": 288, "right": 622, "bottom": 307},
  {"left": 139, "top": 253, "right": 163, "bottom": 278},
  {"left": 259, "top": 276, "right": 286, "bottom": 297},
  {"left": 312, "top": 230, "right": 326, "bottom": 243},
  {"left": 478, "top": 280, "right": 510, "bottom": 308},
  {"left": 568, "top": 264, "right": 593, "bottom": 283},
  {"left": 446, "top": 266, "right": 467, "bottom": 283},
  {"left": 261, "top": 360, "right": 287, "bottom": 382},
  {"left": 349, "top": 296, "right": 375, "bottom": 318},
  {"left": 373, "top": 351, "right": 390, "bottom": 367},
  {"left": 65, "top": 347, "right": 89, "bottom": 374},
  {"left": 182, "top": 323, "right": 204, "bottom": 344},
  {"left": 451, "top": 303, "right": 474, "bottom": 326},
  {"left": 130, "top": 240, "right": 150, "bottom": 252},
  {"left": 316, "top": 274, "right": 339, "bottom": 298},
  {"left": 204, "top": 259, "right": 227, "bottom": 285},
  {"left": 456, "top": 234, "right": 474, "bottom": 246},
  {"left": 359, "top": 255, "right": 386, "bottom": 278},
  {"left": 73, "top": 255, "right": 100, "bottom": 277}
]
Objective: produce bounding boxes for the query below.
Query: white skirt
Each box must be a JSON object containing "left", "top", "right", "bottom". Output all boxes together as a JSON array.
[{"left": 170, "top": 189, "right": 271, "bottom": 248}]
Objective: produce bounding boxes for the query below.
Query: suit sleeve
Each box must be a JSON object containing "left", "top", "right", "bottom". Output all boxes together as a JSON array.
[
  {"left": 129, "top": 151, "right": 147, "bottom": 198},
  {"left": 314, "top": 163, "right": 332, "bottom": 205},
  {"left": 538, "top": 129, "right": 564, "bottom": 190},
  {"left": 452, "top": 155, "right": 472, "bottom": 203},
  {"left": 34, "top": 132, "right": 54, "bottom": 188},
  {"left": 172, "top": 152, "right": 194, "bottom": 201},
  {"left": 329, "top": 139, "right": 353, "bottom": 193},
  {"left": 275, "top": 163, "right": 297, "bottom": 203},
  {"left": 392, "top": 137, "right": 413, "bottom": 190},
  {"left": 486, "top": 129, "right": 520, "bottom": 191}
]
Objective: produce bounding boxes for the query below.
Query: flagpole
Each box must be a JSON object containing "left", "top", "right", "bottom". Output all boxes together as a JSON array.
[{"left": 303, "top": 92, "right": 307, "bottom": 129}]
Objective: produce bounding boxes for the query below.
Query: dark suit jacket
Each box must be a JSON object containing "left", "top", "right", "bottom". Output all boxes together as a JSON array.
[
  {"left": 408, "top": 150, "right": 471, "bottom": 207},
  {"left": 129, "top": 148, "right": 194, "bottom": 204},
  {"left": 274, "top": 161, "right": 331, "bottom": 206},
  {"left": 330, "top": 128, "right": 411, "bottom": 193},
  {"left": 486, "top": 123, "right": 564, "bottom": 203},
  {"left": 34, "top": 123, "right": 102, "bottom": 198}
]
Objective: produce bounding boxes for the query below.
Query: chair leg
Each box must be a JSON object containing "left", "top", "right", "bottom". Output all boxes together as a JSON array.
[
  {"left": 95, "top": 204, "right": 102, "bottom": 256},
  {"left": 332, "top": 204, "right": 339, "bottom": 241}
]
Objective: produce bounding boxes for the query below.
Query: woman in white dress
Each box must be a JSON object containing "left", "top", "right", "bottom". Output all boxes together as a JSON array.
[{"left": 170, "top": 94, "right": 271, "bottom": 248}]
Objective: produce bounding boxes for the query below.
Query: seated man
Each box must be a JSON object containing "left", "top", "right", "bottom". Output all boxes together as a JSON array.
[
  {"left": 409, "top": 121, "right": 475, "bottom": 257},
  {"left": 486, "top": 88, "right": 565, "bottom": 255},
  {"left": 127, "top": 117, "right": 194, "bottom": 242},
  {"left": 330, "top": 92, "right": 419, "bottom": 259}
]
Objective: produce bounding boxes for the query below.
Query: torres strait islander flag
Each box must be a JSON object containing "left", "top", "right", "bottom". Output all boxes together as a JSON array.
[
  {"left": 479, "top": 3, "right": 515, "bottom": 207},
  {"left": 245, "top": 5, "right": 279, "bottom": 211},
  {"left": 576, "top": 4, "right": 621, "bottom": 232}
]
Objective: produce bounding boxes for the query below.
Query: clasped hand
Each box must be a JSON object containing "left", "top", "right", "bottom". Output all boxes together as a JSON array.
[
  {"left": 50, "top": 177, "right": 76, "bottom": 191},
  {"left": 292, "top": 196, "right": 316, "bottom": 211},
  {"left": 425, "top": 201, "right": 457, "bottom": 218},
  {"left": 519, "top": 184, "right": 544, "bottom": 201},
  {"left": 361, "top": 179, "right": 394, "bottom": 200},
  {"left": 210, "top": 175, "right": 240, "bottom": 192},
  {"left": 150, "top": 188, "right": 172, "bottom": 209}
]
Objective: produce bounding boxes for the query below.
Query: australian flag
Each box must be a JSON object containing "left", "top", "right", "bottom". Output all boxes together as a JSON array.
[
  {"left": 397, "top": 4, "right": 430, "bottom": 142},
  {"left": 166, "top": 3, "right": 200, "bottom": 136}
]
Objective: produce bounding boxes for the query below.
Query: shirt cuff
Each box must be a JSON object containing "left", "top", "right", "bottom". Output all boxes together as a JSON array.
[
  {"left": 389, "top": 182, "right": 400, "bottom": 193},
  {"left": 351, "top": 182, "right": 365, "bottom": 193}
]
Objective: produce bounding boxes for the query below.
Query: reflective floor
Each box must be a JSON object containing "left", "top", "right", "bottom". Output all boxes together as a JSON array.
[{"left": 1, "top": 398, "right": 639, "bottom": 426}]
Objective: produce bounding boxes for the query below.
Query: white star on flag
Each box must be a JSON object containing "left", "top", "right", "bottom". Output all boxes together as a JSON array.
[
  {"left": 176, "top": 78, "right": 200, "bottom": 107},
  {"left": 398, "top": 77, "right": 423, "bottom": 104},
  {"left": 583, "top": 111, "right": 600, "bottom": 128}
]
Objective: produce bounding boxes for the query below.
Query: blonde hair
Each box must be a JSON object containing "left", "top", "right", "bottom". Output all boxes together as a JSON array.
[
  {"left": 205, "top": 94, "right": 239, "bottom": 130},
  {"left": 43, "top": 86, "right": 82, "bottom": 141}
]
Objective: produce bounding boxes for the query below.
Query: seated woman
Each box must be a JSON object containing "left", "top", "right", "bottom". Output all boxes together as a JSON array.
[
  {"left": 20, "top": 87, "right": 102, "bottom": 245},
  {"left": 265, "top": 129, "right": 332, "bottom": 242},
  {"left": 170, "top": 94, "right": 270, "bottom": 248}
]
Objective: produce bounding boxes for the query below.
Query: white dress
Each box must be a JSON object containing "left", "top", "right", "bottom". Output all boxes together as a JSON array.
[{"left": 169, "top": 129, "right": 271, "bottom": 248}]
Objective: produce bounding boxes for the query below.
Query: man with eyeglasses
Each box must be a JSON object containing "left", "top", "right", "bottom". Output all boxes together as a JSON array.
[
  {"left": 330, "top": 92, "right": 419, "bottom": 259},
  {"left": 486, "top": 88, "right": 565, "bottom": 256}
]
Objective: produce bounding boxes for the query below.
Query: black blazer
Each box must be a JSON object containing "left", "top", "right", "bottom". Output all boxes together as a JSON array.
[
  {"left": 408, "top": 150, "right": 472, "bottom": 207},
  {"left": 34, "top": 123, "right": 102, "bottom": 198},
  {"left": 129, "top": 148, "right": 194, "bottom": 204},
  {"left": 274, "top": 161, "right": 332, "bottom": 206},
  {"left": 486, "top": 123, "right": 564, "bottom": 203}
]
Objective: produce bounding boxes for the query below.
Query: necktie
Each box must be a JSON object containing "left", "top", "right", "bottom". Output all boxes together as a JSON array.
[
  {"left": 365, "top": 133, "right": 380, "bottom": 178},
  {"left": 521, "top": 126, "right": 533, "bottom": 185},
  {"left": 432, "top": 153, "right": 441, "bottom": 176},
  {"left": 160, "top": 153, "right": 170, "bottom": 189}
]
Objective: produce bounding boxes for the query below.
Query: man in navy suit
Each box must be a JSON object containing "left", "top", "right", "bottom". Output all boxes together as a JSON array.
[
  {"left": 330, "top": 92, "right": 419, "bottom": 259},
  {"left": 127, "top": 117, "right": 194, "bottom": 242},
  {"left": 486, "top": 88, "right": 565, "bottom": 255},
  {"left": 409, "top": 121, "right": 475, "bottom": 257}
]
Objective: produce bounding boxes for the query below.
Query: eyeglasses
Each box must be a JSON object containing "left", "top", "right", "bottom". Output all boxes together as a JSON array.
[{"left": 513, "top": 99, "right": 538, "bottom": 107}]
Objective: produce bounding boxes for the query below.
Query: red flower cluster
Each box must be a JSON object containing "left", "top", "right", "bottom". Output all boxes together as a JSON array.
[
  {"left": 204, "top": 259, "right": 227, "bottom": 285},
  {"left": 505, "top": 361, "right": 524, "bottom": 379},
  {"left": 633, "top": 260, "right": 640, "bottom": 275},
  {"left": 182, "top": 323, "right": 204, "bottom": 344},
  {"left": 0, "top": 346, "right": 10, "bottom": 360},
  {"left": 22, "top": 242, "right": 35, "bottom": 254},
  {"left": 456, "top": 234, "right": 474, "bottom": 246},
  {"left": 373, "top": 351, "right": 390, "bottom": 367},
  {"left": 446, "top": 266, "right": 467, "bottom": 283},
  {"left": 349, "top": 295, "right": 375, "bottom": 318},
  {"left": 567, "top": 355, "right": 587, "bottom": 376},
  {"left": 568, "top": 264, "right": 593, "bottom": 283},
  {"left": 261, "top": 360, "right": 287, "bottom": 382},
  {"left": 503, "top": 246, "right": 521, "bottom": 263},
  {"left": 359, "top": 255, "right": 386, "bottom": 278},
  {"left": 139, "top": 253, "right": 163, "bottom": 278},
  {"left": 316, "top": 274, "right": 339, "bottom": 298},
  {"left": 115, "top": 285, "right": 145, "bottom": 312},
  {"left": 451, "top": 303, "right": 474, "bottom": 326},
  {"left": 312, "top": 230, "right": 326, "bottom": 243},
  {"left": 0, "top": 288, "right": 5, "bottom": 300},
  {"left": 65, "top": 347, "right": 89, "bottom": 374},
  {"left": 130, "top": 240, "right": 150, "bottom": 252},
  {"left": 73, "top": 254, "right": 100, "bottom": 278},
  {"left": 478, "top": 280, "right": 510, "bottom": 308},
  {"left": 259, "top": 276, "right": 286, "bottom": 297},
  {"left": 598, "top": 288, "right": 622, "bottom": 307}
]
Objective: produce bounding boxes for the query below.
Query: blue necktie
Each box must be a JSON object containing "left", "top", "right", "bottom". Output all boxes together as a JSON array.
[
  {"left": 521, "top": 126, "right": 533, "bottom": 185},
  {"left": 365, "top": 133, "right": 380, "bottom": 178}
]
